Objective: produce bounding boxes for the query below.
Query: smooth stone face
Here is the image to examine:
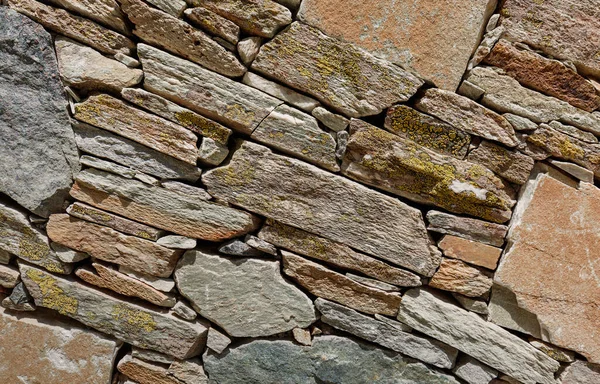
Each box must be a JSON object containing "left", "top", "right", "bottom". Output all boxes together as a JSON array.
[
  {"left": 548, "top": 160, "right": 594, "bottom": 183},
  {"left": 429, "top": 259, "right": 493, "bottom": 298},
  {"left": 204, "top": 335, "right": 461, "bottom": 384},
  {"left": 298, "top": 0, "right": 496, "bottom": 91},
  {"left": 0, "top": 8, "right": 79, "bottom": 218},
  {"left": 46, "top": 0, "right": 129, "bottom": 34},
  {"left": 342, "top": 119, "right": 515, "bottom": 223},
  {"left": 206, "top": 327, "right": 231, "bottom": 354},
  {"left": 452, "top": 293, "right": 489, "bottom": 315},
  {"left": 80, "top": 155, "right": 136, "bottom": 179},
  {"left": 495, "top": 174, "right": 600, "bottom": 363},
  {"left": 218, "top": 240, "right": 264, "bottom": 258},
  {"left": 243, "top": 72, "right": 320, "bottom": 113},
  {"left": 315, "top": 298, "right": 458, "bottom": 369},
  {"left": 175, "top": 250, "right": 316, "bottom": 337},
  {"left": 237, "top": 37, "right": 262, "bottom": 65},
  {"left": 157, "top": 235, "right": 197, "bottom": 250},
  {"left": 397, "top": 288, "right": 560, "bottom": 384},
  {"left": 438, "top": 235, "right": 503, "bottom": 270},
  {"left": 138, "top": 44, "right": 282, "bottom": 134},
  {"left": 503, "top": 113, "right": 538, "bottom": 132},
  {"left": 467, "top": 140, "right": 534, "bottom": 185},
  {"left": 452, "top": 355, "right": 498, "bottom": 384},
  {"left": 426, "top": 210, "right": 508, "bottom": 247},
  {"left": 488, "top": 283, "right": 542, "bottom": 339},
  {"left": 70, "top": 169, "right": 259, "bottom": 241},
  {"left": 119, "top": 266, "right": 175, "bottom": 293},
  {"left": 20, "top": 263, "right": 209, "bottom": 359},
  {"left": 559, "top": 360, "right": 600, "bottom": 384},
  {"left": 203, "top": 141, "right": 441, "bottom": 276},
  {"left": 312, "top": 107, "right": 348, "bottom": 132},
  {"left": 252, "top": 22, "right": 424, "bottom": 118},
  {"left": 172, "top": 301, "right": 197, "bottom": 321},
  {"left": 185, "top": 7, "right": 240, "bottom": 44},
  {"left": 0, "top": 306, "right": 120, "bottom": 384},
  {"left": 346, "top": 274, "right": 399, "bottom": 292},
  {"left": 145, "top": 0, "right": 187, "bottom": 17}
]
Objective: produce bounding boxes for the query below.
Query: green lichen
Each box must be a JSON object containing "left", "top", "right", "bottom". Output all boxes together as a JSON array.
[
  {"left": 26, "top": 269, "right": 78, "bottom": 315},
  {"left": 111, "top": 303, "right": 157, "bottom": 333},
  {"left": 174, "top": 111, "right": 230, "bottom": 144}
]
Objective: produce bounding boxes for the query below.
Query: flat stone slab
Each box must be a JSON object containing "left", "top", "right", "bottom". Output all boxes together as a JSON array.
[{"left": 429, "top": 258, "right": 492, "bottom": 297}]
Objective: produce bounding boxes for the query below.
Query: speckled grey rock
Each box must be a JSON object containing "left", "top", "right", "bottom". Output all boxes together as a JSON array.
[{"left": 452, "top": 355, "right": 498, "bottom": 384}]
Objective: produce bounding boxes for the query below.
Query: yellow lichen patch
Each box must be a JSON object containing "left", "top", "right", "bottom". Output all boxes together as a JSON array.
[
  {"left": 224, "top": 104, "right": 256, "bottom": 127},
  {"left": 26, "top": 269, "right": 78, "bottom": 316},
  {"left": 111, "top": 303, "right": 157, "bottom": 333},
  {"left": 174, "top": 111, "right": 230, "bottom": 144},
  {"left": 18, "top": 227, "right": 50, "bottom": 262},
  {"left": 70, "top": 204, "right": 112, "bottom": 223}
]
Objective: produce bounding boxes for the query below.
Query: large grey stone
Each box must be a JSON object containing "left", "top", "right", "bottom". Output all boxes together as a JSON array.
[
  {"left": 452, "top": 355, "right": 498, "bottom": 384},
  {"left": 0, "top": 8, "right": 79, "bottom": 218},
  {"left": 175, "top": 250, "right": 316, "bottom": 337},
  {"left": 560, "top": 360, "right": 600, "bottom": 384}
]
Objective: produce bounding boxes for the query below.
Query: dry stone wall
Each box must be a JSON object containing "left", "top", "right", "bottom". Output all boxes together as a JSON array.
[{"left": 0, "top": 0, "right": 599, "bottom": 383}]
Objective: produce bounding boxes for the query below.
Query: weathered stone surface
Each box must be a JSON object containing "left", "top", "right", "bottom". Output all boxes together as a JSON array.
[
  {"left": 484, "top": 40, "right": 600, "bottom": 112},
  {"left": 488, "top": 283, "right": 542, "bottom": 338},
  {"left": 131, "top": 347, "right": 174, "bottom": 365},
  {"left": 559, "top": 360, "right": 600, "bottom": 384},
  {"left": 467, "top": 66, "right": 600, "bottom": 136},
  {"left": 76, "top": 263, "right": 176, "bottom": 307},
  {"left": 252, "top": 22, "right": 423, "bottom": 118},
  {"left": 342, "top": 119, "right": 515, "bottom": 223},
  {"left": 161, "top": 181, "right": 212, "bottom": 201},
  {"left": 0, "top": 203, "right": 70, "bottom": 274},
  {"left": 243, "top": 72, "right": 320, "bottom": 113},
  {"left": 415, "top": 88, "right": 518, "bottom": 147},
  {"left": 207, "top": 327, "right": 231, "bottom": 354},
  {"left": 73, "top": 121, "right": 202, "bottom": 182},
  {"left": 346, "top": 274, "right": 399, "bottom": 292},
  {"left": 549, "top": 120, "right": 598, "bottom": 144},
  {"left": 204, "top": 335, "right": 460, "bottom": 384},
  {"left": 203, "top": 141, "right": 440, "bottom": 276},
  {"left": 504, "top": 113, "right": 538, "bottom": 132},
  {"left": 548, "top": 159, "right": 595, "bottom": 183},
  {"left": 8, "top": 0, "right": 135, "bottom": 56},
  {"left": 146, "top": 0, "right": 187, "bottom": 17},
  {"left": 452, "top": 293, "right": 489, "bottom": 315},
  {"left": 453, "top": 355, "right": 498, "bottom": 384},
  {"left": 218, "top": 240, "right": 264, "bottom": 257},
  {"left": 115, "top": 53, "right": 140, "bottom": 68},
  {"left": 185, "top": 7, "right": 240, "bottom": 44},
  {"left": 312, "top": 107, "right": 349, "bottom": 132},
  {"left": 71, "top": 169, "right": 259, "bottom": 241},
  {"left": 117, "top": 354, "right": 182, "bottom": 384},
  {"left": 1, "top": 282, "right": 35, "bottom": 312},
  {"left": 529, "top": 339, "right": 575, "bottom": 363},
  {"left": 0, "top": 306, "right": 120, "bottom": 384},
  {"left": 0, "top": 264, "right": 20, "bottom": 289},
  {"left": 47, "top": 214, "right": 180, "bottom": 278},
  {"left": 74, "top": 94, "right": 198, "bottom": 164},
  {"left": 429, "top": 258, "right": 493, "bottom": 297},
  {"left": 397, "top": 288, "right": 560, "bottom": 384},
  {"left": 0, "top": 8, "right": 79, "bottom": 218},
  {"left": 427, "top": 211, "right": 508, "bottom": 247},
  {"left": 21, "top": 263, "right": 208, "bottom": 359},
  {"left": 119, "top": 266, "right": 175, "bottom": 293},
  {"left": 175, "top": 250, "right": 316, "bottom": 337},
  {"left": 172, "top": 300, "right": 197, "bottom": 321},
  {"left": 252, "top": 105, "right": 339, "bottom": 171},
  {"left": 198, "top": 138, "right": 229, "bottom": 166},
  {"left": 46, "top": 0, "right": 129, "bottom": 34},
  {"left": 167, "top": 358, "right": 209, "bottom": 384},
  {"left": 197, "top": 0, "right": 291, "bottom": 38},
  {"left": 438, "top": 236, "right": 501, "bottom": 272},
  {"left": 298, "top": 0, "right": 495, "bottom": 91},
  {"left": 283, "top": 252, "right": 402, "bottom": 316},
  {"left": 157, "top": 236, "right": 196, "bottom": 250},
  {"left": 259, "top": 221, "right": 421, "bottom": 286},
  {"left": 500, "top": 0, "right": 600, "bottom": 79},
  {"left": 385, "top": 105, "right": 471, "bottom": 159},
  {"left": 0, "top": 250, "right": 11, "bottom": 265},
  {"left": 468, "top": 140, "right": 534, "bottom": 184},
  {"left": 245, "top": 235, "right": 277, "bottom": 256},
  {"left": 495, "top": 173, "right": 600, "bottom": 363},
  {"left": 55, "top": 38, "right": 142, "bottom": 92},
  {"left": 237, "top": 37, "right": 262, "bottom": 65},
  {"left": 80, "top": 155, "right": 136, "bottom": 179},
  {"left": 458, "top": 80, "right": 485, "bottom": 100},
  {"left": 138, "top": 44, "right": 282, "bottom": 134},
  {"left": 316, "top": 298, "right": 457, "bottom": 369}
]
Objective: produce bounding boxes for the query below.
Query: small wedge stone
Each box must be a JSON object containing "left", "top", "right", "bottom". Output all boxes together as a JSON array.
[
  {"left": 244, "top": 235, "right": 277, "bottom": 256},
  {"left": 1, "top": 282, "right": 35, "bottom": 311},
  {"left": 146, "top": 0, "right": 186, "bottom": 17},
  {"left": 161, "top": 181, "right": 212, "bottom": 201},
  {"left": 452, "top": 293, "right": 489, "bottom": 315},
  {"left": 429, "top": 258, "right": 493, "bottom": 298},
  {"left": 172, "top": 300, "right": 197, "bottom": 321},
  {"left": 237, "top": 37, "right": 262, "bottom": 65},
  {"left": 312, "top": 107, "right": 349, "bottom": 132},
  {"left": 119, "top": 266, "right": 175, "bottom": 293},
  {"left": 243, "top": 72, "right": 320, "bottom": 113},
  {"left": 504, "top": 113, "right": 538, "bottom": 132},
  {"left": 548, "top": 160, "right": 594, "bottom": 183},
  {"left": 0, "top": 264, "right": 20, "bottom": 289},
  {"left": 207, "top": 327, "right": 232, "bottom": 354},
  {"left": 50, "top": 243, "right": 89, "bottom": 263},
  {"left": 80, "top": 155, "right": 136, "bottom": 179},
  {"left": 117, "top": 354, "right": 181, "bottom": 384},
  {"left": 219, "top": 240, "right": 265, "bottom": 257},
  {"left": 198, "top": 138, "right": 229, "bottom": 166},
  {"left": 453, "top": 355, "right": 498, "bottom": 384},
  {"left": 157, "top": 236, "right": 197, "bottom": 250},
  {"left": 185, "top": 7, "right": 240, "bottom": 44}
]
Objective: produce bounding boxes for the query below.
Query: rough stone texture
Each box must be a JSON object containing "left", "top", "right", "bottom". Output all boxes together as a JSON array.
[
  {"left": 484, "top": 40, "right": 600, "bottom": 112},
  {"left": 172, "top": 301, "right": 197, "bottom": 321},
  {"left": 429, "top": 258, "right": 493, "bottom": 297},
  {"left": 45, "top": 0, "right": 129, "bottom": 34},
  {"left": 342, "top": 119, "right": 515, "bottom": 223},
  {"left": 146, "top": 0, "right": 187, "bottom": 17},
  {"left": 283, "top": 251, "right": 402, "bottom": 316},
  {"left": 203, "top": 141, "right": 441, "bottom": 276},
  {"left": 167, "top": 358, "right": 209, "bottom": 384},
  {"left": 415, "top": 88, "right": 518, "bottom": 147},
  {"left": 55, "top": 38, "right": 142, "bottom": 92},
  {"left": 397, "top": 288, "right": 560, "bottom": 384},
  {"left": 175, "top": 250, "right": 316, "bottom": 337},
  {"left": 2, "top": 282, "right": 36, "bottom": 312},
  {"left": 70, "top": 169, "right": 259, "bottom": 241},
  {"left": 312, "top": 107, "right": 349, "bottom": 132},
  {"left": 119, "top": 266, "right": 175, "bottom": 293},
  {"left": 438, "top": 235, "right": 503, "bottom": 270},
  {"left": 237, "top": 37, "right": 262, "bottom": 65},
  {"left": 529, "top": 339, "right": 575, "bottom": 363},
  {"left": 0, "top": 306, "right": 121, "bottom": 384},
  {"left": 346, "top": 274, "right": 399, "bottom": 292},
  {"left": 503, "top": 113, "right": 538, "bottom": 132},
  {"left": 245, "top": 235, "right": 277, "bottom": 256},
  {"left": 121, "top": 0, "right": 245, "bottom": 78},
  {"left": 80, "top": 155, "right": 136, "bottom": 179},
  {"left": 185, "top": 7, "right": 240, "bottom": 44},
  {"left": 161, "top": 181, "right": 212, "bottom": 201},
  {"left": 8, "top": 0, "right": 135, "bottom": 56},
  {"left": 243, "top": 72, "right": 320, "bottom": 113},
  {"left": 131, "top": 347, "right": 174, "bottom": 365},
  {"left": 252, "top": 105, "right": 339, "bottom": 171},
  {"left": 21, "top": 263, "right": 208, "bottom": 359},
  {"left": 47, "top": 214, "right": 181, "bottom": 278},
  {"left": 548, "top": 160, "right": 594, "bottom": 183},
  {"left": 559, "top": 361, "right": 600, "bottom": 384},
  {"left": 452, "top": 355, "right": 498, "bottom": 384},
  {"left": 196, "top": 0, "right": 292, "bottom": 38},
  {"left": 468, "top": 140, "right": 534, "bottom": 185},
  {"left": 157, "top": 235, "right": 196, "bottom": 250},
  {"left": 385, "top": 105, "right": 471, "bottom": 159},
  {"left": 499, "top": 0, "right": 600, "bottom": 79},
  {"left": 204, "top": 335, "right": 460, "bottom": 384},
  {"left": 252, "top": 22, "right": 424, "bottom": 118},
  {"left": 198, "top": 138, "right": 229, "bottom": 166},
  {"left": 488, "top": 283, "right": 542, "bottom": 339},
  {"left": 138, "top": 44, "right": 282, "bottom": 134},
  {"left": 51, "top": 243, "right": 88, "bottom": 263},
  {"left": 0, "top": 8, "right": 79, "bottom": 218},
  {"left": 218, "top": 240, "right": 264, "bottom": 258},
  {"left": 298, "top": 0, "right": 496, "bottom": 91},
  {"left": 74, "top": 94, "right": 198, "bottom": 165},
  {"left": 118, "top": 355, "right": 181, "bottom": 384},
  {"left": 549, "top": 120, "right": 598, "bottom": 144},
  {"left": 495, "top": 173, "right": 600, "bottom": 363},
  {"left": 452, "top": 293, "right": 489, "bottom": 315},
  {"left": 206, "top": 327, "right": 231, "bottom": 354},
  {"left": 259, "top": 221, "right": 421, "bottom": 286},
  {"left": 426, "top": 210, "right": 508, "bottom": 247},
  {"left": 315, "top": 298, "right": 458, "bottom": 369},
  {"left": 0, "top": 264, "right": 20, "bottom": 289}
]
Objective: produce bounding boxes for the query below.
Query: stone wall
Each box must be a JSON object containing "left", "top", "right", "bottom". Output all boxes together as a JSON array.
[{"left": 0, "top": 0, "right": 599, "bottom": 383}]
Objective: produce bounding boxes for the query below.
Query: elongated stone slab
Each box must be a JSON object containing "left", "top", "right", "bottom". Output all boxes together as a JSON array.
[
  {"left": 138, "top": 44, "right": 282, "bottom": 134},
  {"left": 203, "top": 141, "right": 441, "bottom": 276},
  {"left": 429, "top": 259, "right": 492, "bottom": 297},
  {"left": 243, "top": 72, "right": 320, "bottom": 113},
  {"left": 438, "top": 235, "right": 502, "bottom": 270},
  {"left": 46, "top": 0, "right": 129, "bottom": 34},
  {"left": 47, "top": 214, "right": 180, "bottom": 278},
  {"left": 315, "top": 298, "right": 457, "bottom": 369},
  {"left": 415, "top": 88, "right": 518, "bottom": 147},
  {"left": 342, "top": 120, "right": 515, "bottom": 223},
  {"left": 252, "top": 22, "right": 423, "bottom": 118},
  {"left": 258, "top": 221, "right": 421, "bottom": 286},
  {"left": 283, "top": 252, "right": 402, "bottom": 316},
  {"left": 467, "top": 140, "right": 534, "bottom": 185},
  {"left": 20, "top": 263, "right": 208, "bottom": 359},
  {"left": 8, "top": 0, "right": 135, "bottom": 56},
  {"left": 74, "top": 94, "right": 198, "bottom": 164},
  {"left": 120, "top": 0, "right": 245, "bottom": 78},
  {"left": 251, "top": 105, "right": 339, "bottom": 172},
  {"left": 426, "top": 210, "right": 508, "bottom": 247},
  {"left": 397, "top": 288, "right": 560, "bottom": 384},
  {"left": 71, "top": 169, "right": 259, "bottom": 241},
  {"left": 185, "top": 7, "right": 240, "bottom": 44},
  {"left": 117, "top": 354, "right": 180, "bottom": 384}
]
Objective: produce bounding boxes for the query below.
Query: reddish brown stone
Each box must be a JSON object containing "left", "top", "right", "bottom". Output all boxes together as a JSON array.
[
  {"left": 429, "top": 258, "right": 493, "bottom": 297},
  {"left": 438, "top": 235, "right": 502, "bottom": 270}
]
